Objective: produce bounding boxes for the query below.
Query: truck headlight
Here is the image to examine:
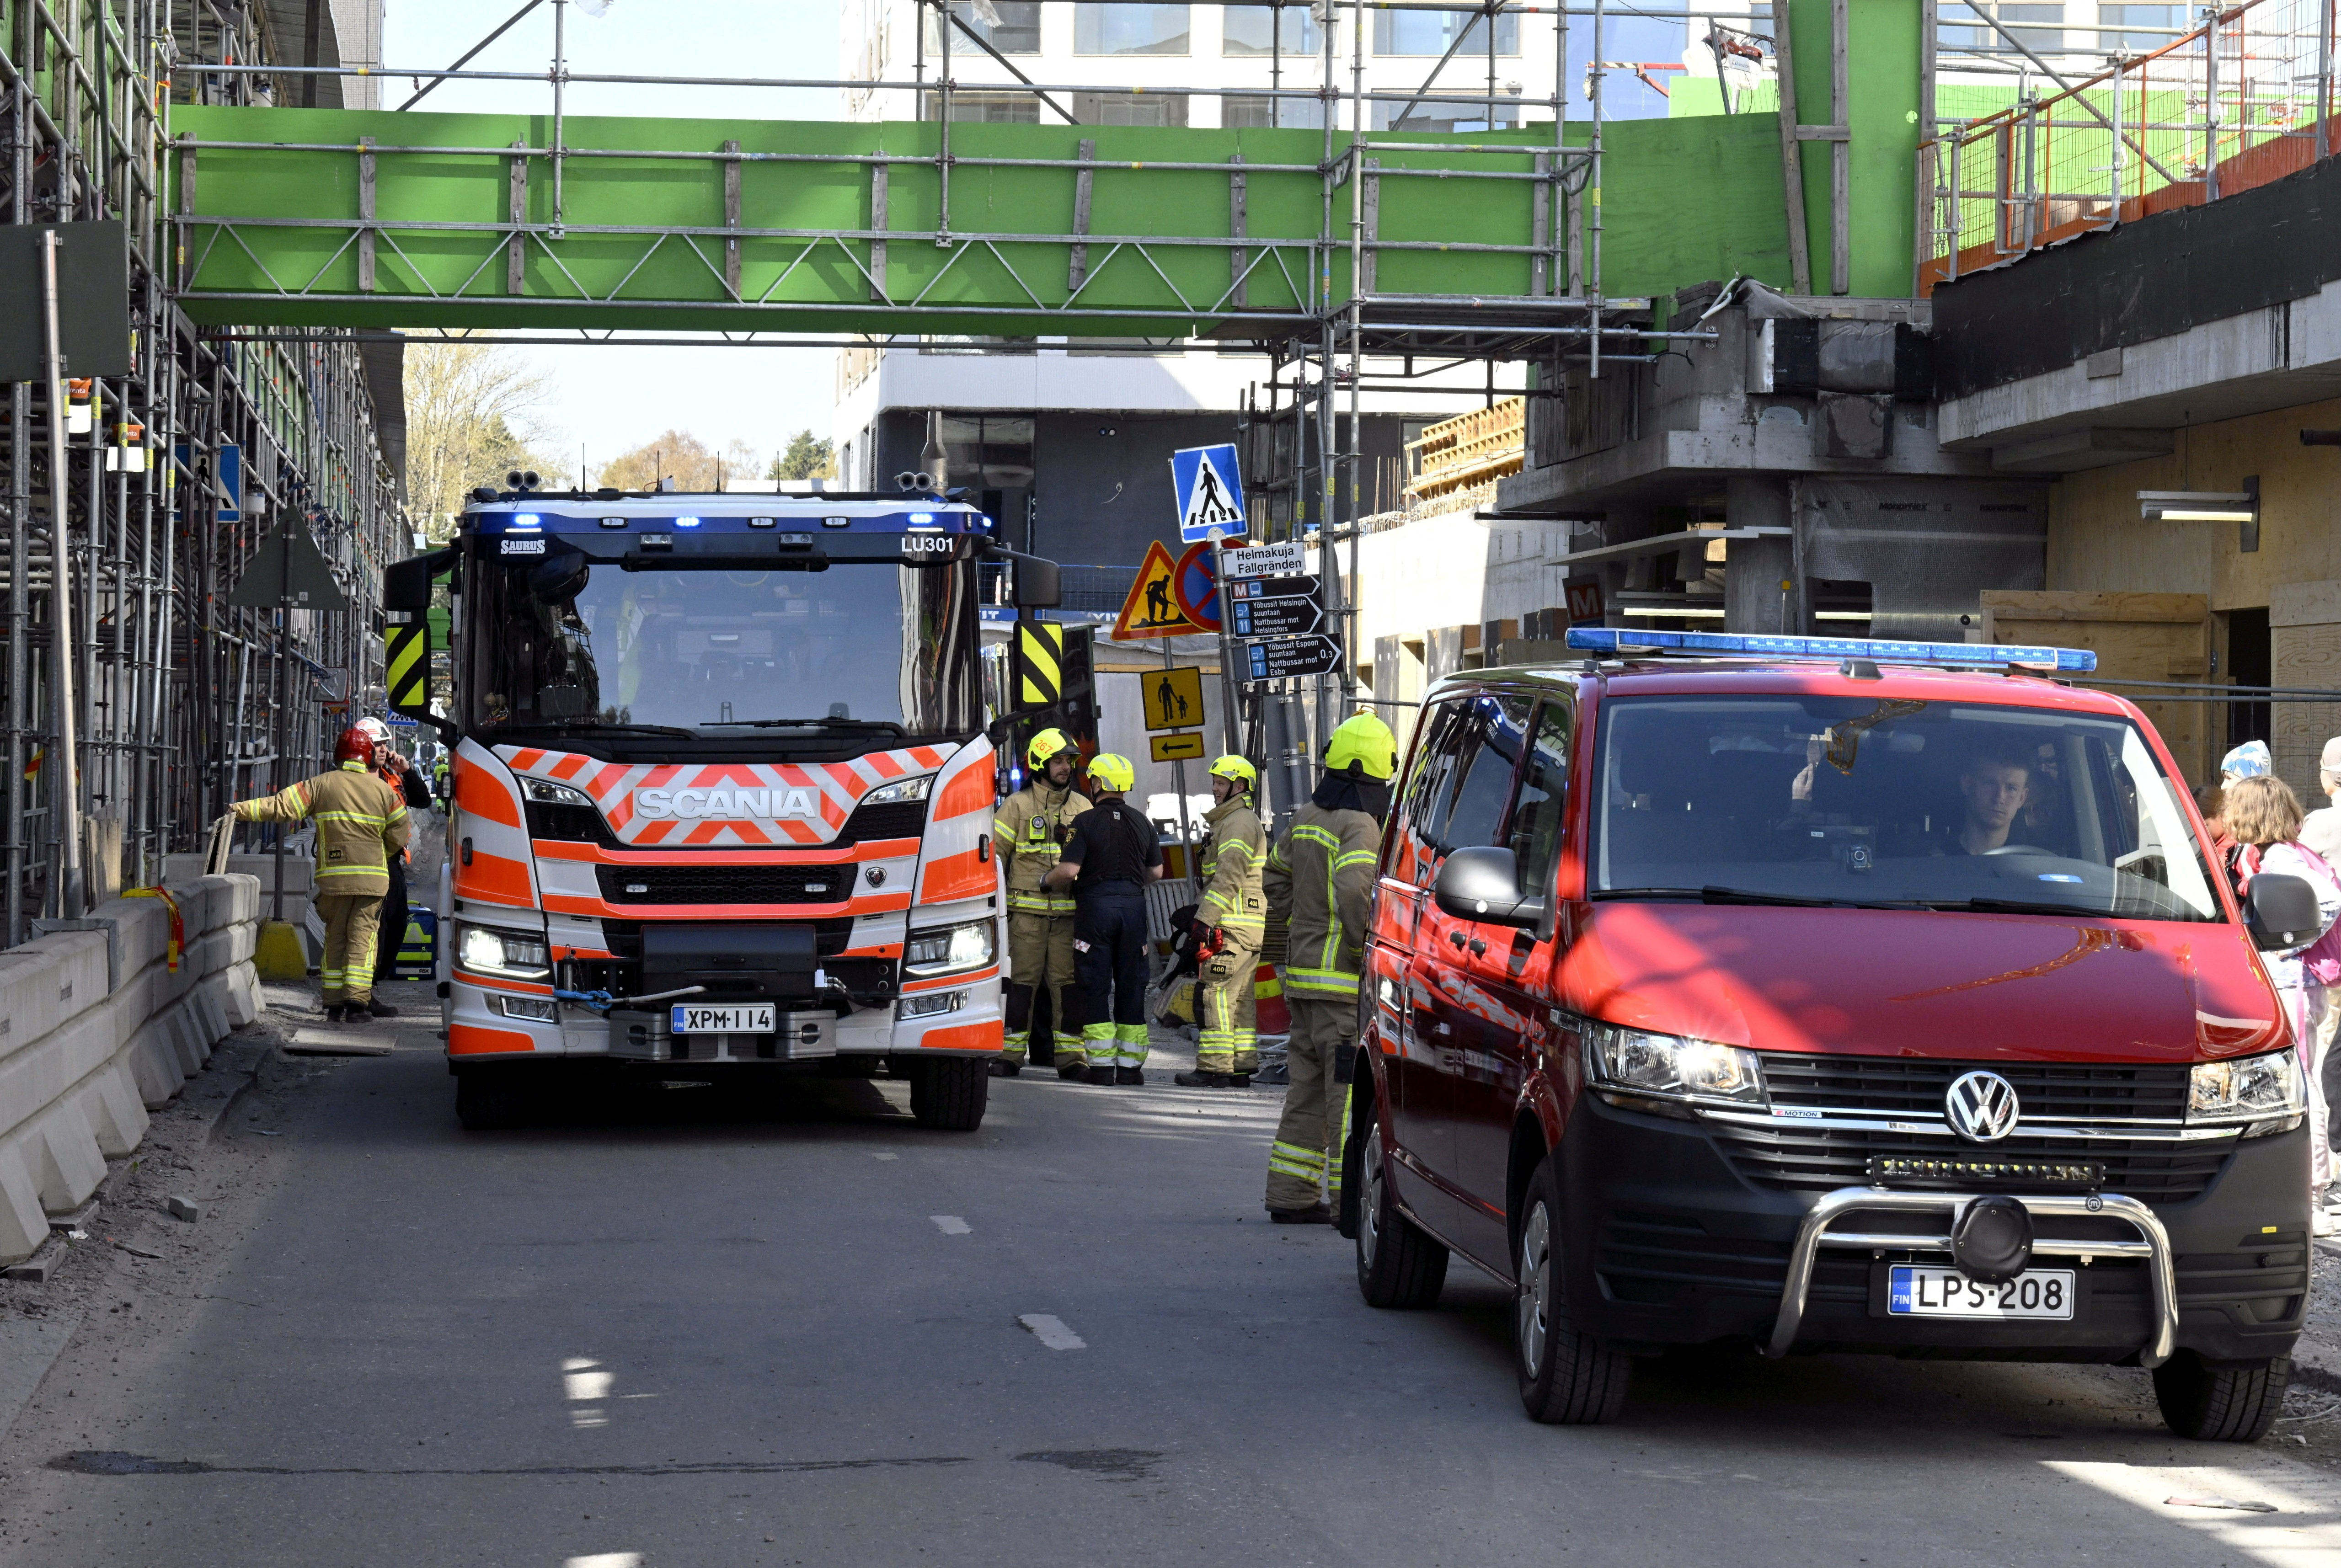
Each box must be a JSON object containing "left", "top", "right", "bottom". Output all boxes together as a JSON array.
[
  {"left": 905, "top": 917, "right": 994, "bottom": 976},
  {"left": 2188, "top": 1049, "right": 2304, "bottom": 1136},
  {"left": 1585, "top": 1020, "right": 1766, "bottom": 1106},
  {"left": 862, "top": 774, "right": 934, "bottom": 807},
  {"left": 523, "top": 778, "right": 595, "bottom": 808},
  {"left": 457, "top": 923, "right": 551, "bottom": 981}
]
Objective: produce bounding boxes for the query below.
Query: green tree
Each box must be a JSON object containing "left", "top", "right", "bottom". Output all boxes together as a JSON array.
[
  {"left": 770, "top": 429, "right": 837, "bottom": 481},
  {"left": 403, "top": 343, "right": 559, "bottom": 541}
]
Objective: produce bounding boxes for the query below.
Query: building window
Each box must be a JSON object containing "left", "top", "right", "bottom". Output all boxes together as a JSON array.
[
  {"left": 1221, "top": 93, "right": 1324, "bottom": 129},
  {"left": 1074, "top": 3, "right": 1190, "bottom": 55},
  {"left": 1223, "top": 4, "right": 1320, "bottom": 55},
  {"left": 928, "top": 0, "right": 1042, "bottom": 53},
  {"left": 1944, "top": 0, "right": 2063, "bottom": 51},
  {"left": 923, "top": 90, "right": 1042, "bottom": 123},
  {"left": 2098, "top": 1, "right": 2175, "bottom": 50},
  {"left": 937, "top": 414, "right": 1036, "bottom": 490},
  {"left": 1373, "top": 11, "right": 1519, "bottom": 55},
  {"left": 1072, "top": 91, "right": 1191, "bottom": 126}
]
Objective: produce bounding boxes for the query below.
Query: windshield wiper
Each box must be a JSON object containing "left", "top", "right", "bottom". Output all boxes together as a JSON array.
[
  {"left": 704, "top": 717, "right": 909, "bottom": 735},
  {"left": 494, "top": 720, "right": 699, "bottom": 740},
  {"left": 1592, "top": 886, "right": 1889, "bottom": 908},
  {"left": 1922, "top": 896, "right": 2113, "bottom": 919}
]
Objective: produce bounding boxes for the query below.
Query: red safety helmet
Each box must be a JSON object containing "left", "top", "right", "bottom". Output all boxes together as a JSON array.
[{"left": 333, "top": 725, "right": 375, "bottom": 766}]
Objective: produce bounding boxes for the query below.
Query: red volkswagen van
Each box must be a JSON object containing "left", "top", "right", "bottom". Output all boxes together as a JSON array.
[{"left": 1348, "top": 629, "right": 2322, "bottom": 1441}]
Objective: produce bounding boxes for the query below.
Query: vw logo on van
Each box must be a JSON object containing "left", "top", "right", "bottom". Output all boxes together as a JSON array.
[{"left": 1945, "top": 1071, "right": 2021, "bottom": 1143}]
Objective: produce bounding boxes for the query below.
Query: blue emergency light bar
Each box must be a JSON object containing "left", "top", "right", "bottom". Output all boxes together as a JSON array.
[{"left": 1563, "top": 626, "right": 2098, "bottom": 673}]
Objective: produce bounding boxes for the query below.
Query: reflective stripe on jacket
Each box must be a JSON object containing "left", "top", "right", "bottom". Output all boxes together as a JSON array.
[
  {"left": 994, "top": 780, "right": 1091, "bottom": 916},
  {"left": 1198, "top": 796, "right": 1267, "bottom": 937},
  {"left": 1264, "top": 800, "right": 1379, "bottom": 998},
  {"left": 234, "top": 761, "right": 411, "bottom": 897}
]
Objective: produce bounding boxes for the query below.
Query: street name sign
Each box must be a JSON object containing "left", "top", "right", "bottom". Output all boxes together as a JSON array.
[
  {"left": 1171, "top": 443, "right": 1248, "bottom": 543},
  {"left": 1240, "top": 634, "right": 1344, "bottom": 682},
  {"left": 1222, "top": 538, "right": 1304, "bottom": 577},
  {"left": 1226, "top": 574, "right": 1318, "bottom": 603}
]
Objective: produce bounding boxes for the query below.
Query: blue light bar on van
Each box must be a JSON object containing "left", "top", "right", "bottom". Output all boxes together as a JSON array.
[{"left": 1563, "top": 627, "right": 2098, "bottom": 673}]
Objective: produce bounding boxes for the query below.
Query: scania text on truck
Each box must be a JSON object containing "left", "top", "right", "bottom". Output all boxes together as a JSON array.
[{"left": 380, "top": 486, "right": 1064, "bottom": 1132}]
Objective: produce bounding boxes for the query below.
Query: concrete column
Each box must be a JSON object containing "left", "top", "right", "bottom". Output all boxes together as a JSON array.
[{"left": 1726, "top": 476, "right": 1798, "bottom": 634}]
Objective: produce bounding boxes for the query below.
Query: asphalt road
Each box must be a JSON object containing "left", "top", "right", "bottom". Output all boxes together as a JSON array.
[{"left": 6, "top": 1001, "right": 2341, "bottom": 1567}]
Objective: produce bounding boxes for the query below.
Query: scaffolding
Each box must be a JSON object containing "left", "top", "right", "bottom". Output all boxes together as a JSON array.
[{"left": 1, "top": 0, "right": 406, "bottom": 941}]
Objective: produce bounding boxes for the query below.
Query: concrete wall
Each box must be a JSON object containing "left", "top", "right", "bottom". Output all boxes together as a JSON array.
[{"left": 0, "top": 875, "right": 264, "bottom": 1263}]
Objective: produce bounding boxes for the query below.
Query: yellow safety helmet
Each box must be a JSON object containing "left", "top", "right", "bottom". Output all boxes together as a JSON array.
[
  {"left": 1208, "top": 754, "right": 1258, "bottom": 790},
  {"left": 1323, "top": 711, "right": 1399, "bottom": 781},
  {"left": 1027, "top": 727, "right": 1074, "bottom": 769},
  {"left": 1086, "top": 752, "right": 1136, "bottom": 793}
]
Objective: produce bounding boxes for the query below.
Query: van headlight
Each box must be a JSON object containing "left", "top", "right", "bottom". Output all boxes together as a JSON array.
[
  {"left": 2188, "top": 1049, "right": 2304, "bottom": 1137},
  {"left": 457, "top": 923, "right": 551, "bottom": 981},
  {"left": 862, "top": 774, "right": 934, "bottom": 807},
  {"left": 904, "top": 917, "right": 994, "bottom": 977},
  {"left": 1585, "top": 1020, "right": 1767, "bottom": 1107}
]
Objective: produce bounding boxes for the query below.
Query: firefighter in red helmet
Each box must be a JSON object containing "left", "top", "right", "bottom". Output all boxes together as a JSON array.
[{"left": 231, "top": 726, "right": 412, "bottom": 1022}]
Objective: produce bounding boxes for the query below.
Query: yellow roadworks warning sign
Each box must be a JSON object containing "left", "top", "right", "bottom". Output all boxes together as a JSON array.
[
  {"left": 1141, "top": 666, "right": 1204, "bottom": 732},
  {"left": 1015, "top": 621, "right": 1064, "bottom": 706},
  {"left": 1150, "top": 731, "right": 1205, "bottom": 762},
  {"left": 1113, "top": 539, "right": 1209, "bottom": 640}
]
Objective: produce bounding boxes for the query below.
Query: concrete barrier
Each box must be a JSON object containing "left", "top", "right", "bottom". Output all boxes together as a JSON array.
[{"left": 0, "top": 874, "right": 264, "bottom": 1263}]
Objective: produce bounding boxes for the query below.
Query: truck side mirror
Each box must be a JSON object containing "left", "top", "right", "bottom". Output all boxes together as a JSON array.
[
  {"left": 383, "top": 550, "right": 456, "bottom": 741},
  {"left": 1012, "top": 555, "right": 1061, "bottom": 609},
  {"left": 2245, "top": 872, "right": 2322, "bottom": 950},
  {"left": 1433, "top": 845, "right": 1545, "bottom": 930}
]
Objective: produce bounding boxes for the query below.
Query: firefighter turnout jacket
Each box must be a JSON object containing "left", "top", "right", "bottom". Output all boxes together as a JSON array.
[
  {"left": 1197, "top": 796, "right": 1267, "bottom": 939},
  {"left": 995, "top": 779, "right": 1092, "bottom": 917},
  {"left": 234, "top": 760, "right": 412, "bottom": 896},
  {"left": 1263, "top": 801, "right": 1379, "bottom": 1001}
]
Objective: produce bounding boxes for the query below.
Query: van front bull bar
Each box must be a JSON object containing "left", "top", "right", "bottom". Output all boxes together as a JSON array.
[{"left": 1763, "top": 1186, "right": 2178, "bottom": 1367}]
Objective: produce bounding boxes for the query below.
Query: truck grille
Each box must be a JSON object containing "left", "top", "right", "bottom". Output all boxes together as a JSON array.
[
  {"left": 595, "top": 864, "right": 857, "bottom": 905},
  {"left": 1763, "top": 1055, "right": 2191, "bottom": 1124},
  {"left": 525, "top": 796, "right": 925, "bottom": 847},
  {"left": 1710, "top": 1121, "right": 2230, "bottom": 1202}
]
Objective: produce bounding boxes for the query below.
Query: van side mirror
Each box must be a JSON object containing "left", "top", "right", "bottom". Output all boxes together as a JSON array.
[
  {"left": 2245, "top": 872, "right": 2322, "bottom": 950},
  {"left": 1433, "top": 845, "right": 1545, "bottom": 930}
]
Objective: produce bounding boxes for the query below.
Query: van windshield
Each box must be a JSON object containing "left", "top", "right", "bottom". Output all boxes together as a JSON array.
[{"left": 1591, "top": 694, "right": 2223, "bottom": 922}]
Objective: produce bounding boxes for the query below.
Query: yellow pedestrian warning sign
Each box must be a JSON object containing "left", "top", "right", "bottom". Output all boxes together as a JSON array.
[
  {"left": 1150, "top": 732, "right": 1205, "bottom": 763},
  {"left": 1141, "top": 666, "right": 1204, "bottom": 732},
  {"left": 1113, "top": 539, "right": 1210, "bottom": 640}
]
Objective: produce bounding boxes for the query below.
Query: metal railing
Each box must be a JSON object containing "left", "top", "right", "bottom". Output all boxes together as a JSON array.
[{"left": 1922, "top": 0, "right": 2338, "bottom": 287}]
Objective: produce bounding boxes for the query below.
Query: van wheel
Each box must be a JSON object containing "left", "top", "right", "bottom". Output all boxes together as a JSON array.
[
  {"left": 2154, "top": 1352, "right": 2289, "bottom": 1441},
  {"left": 1515, "top": 1157, "right": 1629, "bottom": 1424},
  {"left": 454, "top": 1067, "right": 527, "bottom": 1131},
  {"left": 1356, "top": 1116, "right": 1448, "bottom": 1308},
  {"left": 908, "top": 1057, "right": 989, "bottom": 1131}
]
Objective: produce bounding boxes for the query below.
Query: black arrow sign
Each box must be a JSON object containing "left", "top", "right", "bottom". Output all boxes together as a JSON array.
[
  {"left": 1241, "top": 633, "right": 1344, "bottom": 682},
  {"left": 1230, "top": 595, "right": 1326, "bottom": 638},
  {"left": 1226, "top": 573, "right": 1319, "bottom": 602}
]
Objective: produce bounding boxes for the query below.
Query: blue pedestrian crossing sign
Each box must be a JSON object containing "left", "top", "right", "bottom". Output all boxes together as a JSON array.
[{"left": 1171, "top": 444, "right": 1248, "bottom": 543}]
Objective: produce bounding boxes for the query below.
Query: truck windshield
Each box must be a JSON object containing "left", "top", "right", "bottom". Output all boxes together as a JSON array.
[
  {"left": 1592, "top": 694, "right": 2223, "bottom": 922},
  {"left": 464, "top": 554, "right": 981, "bottom": 740}
]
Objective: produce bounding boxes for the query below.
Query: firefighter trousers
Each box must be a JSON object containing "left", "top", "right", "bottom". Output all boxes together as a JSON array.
[
  {"left": 1266, "top": 997, "right": 1354, "bottom": 1212},
  {"left": 1004, "top": 910, "right": 1077, "bottom": 1066},
  {"left": 1073, "top": 886, "right": 1151, "bottom": 1068},
  {"left": 1196, "top": 929, "right": 1261, "bottom": 1075},
  {"left": 317, "top": 893, "right": 384, "bottom": 1007}
]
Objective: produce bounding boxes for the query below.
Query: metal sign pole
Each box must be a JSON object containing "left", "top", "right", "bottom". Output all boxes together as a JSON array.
[
  {"left": 1162, "top": 639, "right": 1202, "bottom": 912},
  {"left": 41, "top": 232, "right": 84, "bottom": 919},
  {"left": 1208, "top": 532, "right": 1243, "bottom": 760}
]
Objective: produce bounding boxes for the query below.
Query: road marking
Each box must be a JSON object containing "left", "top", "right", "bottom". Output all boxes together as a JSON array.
[
  {"left": 871, "top": 1152, "right": 899, "bottom": 1161},
  {"left": 1018, "top": 1313, "right": 1086, "bottom": 1351},
  {"left": 564, "top": 1357, "right": 613, "bottom": 1429},
  {"left": 565, "top": 1557, "right": 642, "bottom": 1568},
  {"left": 930, "top": 1215, "right": 972, "bottom": 1235}
]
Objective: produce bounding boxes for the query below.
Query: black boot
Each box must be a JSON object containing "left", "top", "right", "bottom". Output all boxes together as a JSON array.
[
  {"left": 1115, "top": 1066, "right": 1145, "bottom": 1086},
  {"left": 321, "top": 1003, "right": 345, "bottom": 1025},
  {"left": 1270, "top": 1203, "right": 1334, "bottom": 1225},
  {"left": 1058, "top": 1058, "right": 1090, "bottom": 1081},
  {"left": 1085, "top": 1066, "right": 1117, "bottom": 1086},
  {"left": 1229, "top": 1073, "right": 1253, "bottom": 1088},
  {"left": 989, "top": 1058, "right": 1023, "bottom": 1077},
  {"left": 365, "top": 997, "right": 399, "bottom": 1019},
  {"left": 1173, "top": 1070, "right": 1233, "bottom": 1088}
]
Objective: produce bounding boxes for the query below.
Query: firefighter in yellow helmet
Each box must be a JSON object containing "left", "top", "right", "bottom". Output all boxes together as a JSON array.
[
  {"left": 1261, "top": 711, "right": 1396, "bottom": 1222},
  {"left": 992, "top": 727, "right": 1093, "bottom": 1076},
  {"left": 1175, "top": 754, "right": 1268, "bottom": 1089},
  {"left": 1043, "top": 752, "right": 1163, "bottom": 1085}
]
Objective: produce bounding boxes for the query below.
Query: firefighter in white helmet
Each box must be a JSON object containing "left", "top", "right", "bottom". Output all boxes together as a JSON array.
[
  {"left": 1261, "top": 711, "right": 1395, "bottom": 1222},
  {"left": 1176, "top": 754, "right": 1268, "bottom": 1089},
  {"left": 993, "top": 727, "right": 1092, "bottom": 1076}
]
